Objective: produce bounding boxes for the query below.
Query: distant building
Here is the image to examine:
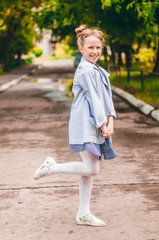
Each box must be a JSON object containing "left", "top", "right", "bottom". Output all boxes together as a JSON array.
[{"left": 36, "top": 30, "right": 53, "bottom": 56}]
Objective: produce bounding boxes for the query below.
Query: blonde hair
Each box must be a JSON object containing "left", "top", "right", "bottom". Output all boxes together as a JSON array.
[{"left": 75, "top": 25, "right": 105, "bottom": 48}]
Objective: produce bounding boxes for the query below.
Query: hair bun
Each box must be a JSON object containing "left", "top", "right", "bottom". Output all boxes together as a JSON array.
[
  {"left": 75, "top": 25, "right": 87, "bottom": 34},
  {"left": 75, "top": 25, "right": 105, "bottom": 48}
]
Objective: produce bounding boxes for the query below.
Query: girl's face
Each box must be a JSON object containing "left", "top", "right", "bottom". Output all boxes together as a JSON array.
[{"left": 79, "top": 36, "right": 102, "bottom": 64}]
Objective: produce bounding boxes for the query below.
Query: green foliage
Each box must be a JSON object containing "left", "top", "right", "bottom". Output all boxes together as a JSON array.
[
  {"left": 32, "top": 2, "right": 58, "bottom": 30},
  {"left": 30, "top": 0, "right": 158, "bottom": 70},
  {"left": 99, "top": 0, "right": 159, "bottom": 71},
  {"left": 134, "top": 48, "right": 155, "bottom": 67},
  {"left": 58, "top": 78, "right": 74, "bottom": 98},
  {"left": 64, "top": 79, "right": 73, "bottom": 92},
  {"left": 126, "top": 0, "right": 159, "bottom": 25},
  {"left": 10, "top": 22, "right": 36, "bottom": 55},
  {"left": 0, "top": 0, "right": 43, "bottom": 70},
  {"left": 33, "top": 0, "right": 103, "bottom": 47},
  {"left": 65, "top": 79, "right": 74, "bottom": 98},
  {"left": 1, "top": 0, "right": 159, "bottom": 72},
  {"left": 101, "top": 0, "right": 125, "bottom": 9},
  {"left": 34, "top": 0, "right": 158, "bottom": 69},
  {"left": 102, "top": 0, "right": 159, "bottom": 23},
  {"left": 51, "top": 41, "right": 74, "bottom": 59},
  {"left": 101, "top": 1, "right": 144, "bottom": 44},
  {"left": 32, "top": 46, "right": 43, "bottom": 58}
]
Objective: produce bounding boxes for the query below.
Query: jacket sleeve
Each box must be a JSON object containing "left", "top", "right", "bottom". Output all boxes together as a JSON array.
[
  {"left": 108, "top": 81, "right": 116, "bottom": 118},
  {"left": 79, "top": 71, "right": 107, "bottom": 128},
  {"left": 100, "top": 67, "right": 116, "bottom": 118}
]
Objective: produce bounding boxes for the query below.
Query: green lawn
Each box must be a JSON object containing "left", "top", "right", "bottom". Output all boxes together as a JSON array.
[{"left": 109, "top": 68, "right": 159, "bottom": 108}]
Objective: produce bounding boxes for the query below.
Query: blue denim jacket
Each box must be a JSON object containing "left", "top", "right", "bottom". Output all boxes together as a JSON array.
[{"left": 69, "top": 57, "right": 116, "bottom": 144}]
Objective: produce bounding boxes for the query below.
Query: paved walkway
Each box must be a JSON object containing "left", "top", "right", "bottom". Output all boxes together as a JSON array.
[{"left": 0, "top": 60, "right": 159, "bottom": 240}]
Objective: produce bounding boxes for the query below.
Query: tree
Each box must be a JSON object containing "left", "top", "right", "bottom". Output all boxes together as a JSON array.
[
  {"left": 152, "top": 6, "right": 159, "bottom": 72},
  {"left": 100, "top": 0, "right": 147, "bottom": 67},
  {"left": 0, "top": 0, "right": 42, "bottom": 70},
  {"left": 102, "top": 0, "right": 159, "bottom": 72},
  {"left": 34, "top": 0, "right": 147, "bottom": 68},
  {"left": 33, "top": 0, "right": 103, "bottom": 47},
  {"left": 127, "top": 0, "right": 159, "bottom": 72}
]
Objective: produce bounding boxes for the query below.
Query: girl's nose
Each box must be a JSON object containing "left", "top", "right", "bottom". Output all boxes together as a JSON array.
[{"left": 93, "top": 48, "right": 98, "bottom": 53}]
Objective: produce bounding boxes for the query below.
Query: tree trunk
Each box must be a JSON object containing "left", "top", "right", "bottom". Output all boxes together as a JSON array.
[
  {"left": 117, "top": 46, "right": 123, "bottom": 66},
  {"left": 4, "top": 45, "right": 10, "bottom": 71},
  {"left": 123, "top": 44, "right": 132, "bottom": 68},
  {"left": 16, "top": 49, "right": 22, "bottom": 65},
  {"left": 103, "top": 46, "right": 107, "bottom": 62},
  {"left": 153, "top": 47, "right": 159, "bottom": 72},
  {"left": 137, "top": 38, "right": 142, "bottom": 53},
  {"left": 153, "top": 24, "right": 159, "bottom": 72},
  {"left": 110, "top": 42, "right": 115, "bottom": 64},
  {"left": 3, "top": 31, "right": 11, "bottom": 71}
]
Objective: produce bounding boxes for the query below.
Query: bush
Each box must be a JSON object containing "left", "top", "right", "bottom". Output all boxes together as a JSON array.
[
  {"left": 65, "top": 79, "right": 73, "bottom": 92},
  {"left": 32, "top": 46, "right": 43, "bottom": 58},
  {"left": 27, "top": 58, "right": 33, "bottom": 63},
  {"left": 134, "top": 48, "right": 155, "bottom": 67},
  {"left": 52, "top": 42, "right": 74, "bottom": 59}
]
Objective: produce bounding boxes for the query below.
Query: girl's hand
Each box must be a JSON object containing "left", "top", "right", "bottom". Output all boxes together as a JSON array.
[
  {"left": 101, "top": 125, "right": 114, "bottom": 138},
  {"left": 101, "top": 116, "right": 114, "bottom": 138}
]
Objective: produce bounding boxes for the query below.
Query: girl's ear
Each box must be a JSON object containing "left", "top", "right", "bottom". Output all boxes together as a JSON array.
[{"left": 79, "top": 46, "right": 83, "bottom": 55}]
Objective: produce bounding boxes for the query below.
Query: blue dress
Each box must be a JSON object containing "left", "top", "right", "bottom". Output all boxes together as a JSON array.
[
  {"left": 70, "top": 66, "right": 118, "bottom": 161},
  {"left": 70, "top": 138, "right": 118, "bottom": 160}
]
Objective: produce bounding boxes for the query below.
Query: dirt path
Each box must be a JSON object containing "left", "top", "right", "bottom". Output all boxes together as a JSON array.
[{"left": 0, "top": 60, "right": 159, "bottom": 240}]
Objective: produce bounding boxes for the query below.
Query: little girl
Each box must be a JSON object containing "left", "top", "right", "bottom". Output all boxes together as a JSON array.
[{"left": 34, "top": 25, "right": 117, "bottom": 227}]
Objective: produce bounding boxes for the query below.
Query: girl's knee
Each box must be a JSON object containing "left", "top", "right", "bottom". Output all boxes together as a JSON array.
[
  {"left": 91, "top": 162, "right": 100, "bottom": 176},
  {"left": 80, "top": 150, "right": 100, "bottom": 176}
]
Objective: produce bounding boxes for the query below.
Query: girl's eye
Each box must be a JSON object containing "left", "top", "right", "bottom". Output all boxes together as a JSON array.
[{"left": 89, "top": 47, "right": 93, "bottom": 49}]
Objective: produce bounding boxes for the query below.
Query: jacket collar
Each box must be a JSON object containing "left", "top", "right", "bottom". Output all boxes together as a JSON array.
[
  {"left": 95, "top": 63, "right": 110, "bottom": 78},
  {"left": 80, "top": 57, "right": 110, "bottom": 77},
  {"left": 80, "top": 56, "right": 99, "bottom": 70},
  {"left": 80, "top": 57, "right": 109, "bottom": 86}
]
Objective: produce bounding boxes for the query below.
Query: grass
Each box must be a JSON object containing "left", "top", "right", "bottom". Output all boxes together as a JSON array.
[
  {"left": 0, "top": 67, "right": 3, "bottom": 75},
  {"left": 97, "top": 58, "right": 159, "bottom": 107},
  {"left": 34, "top": 54, "right": 73, "bottom": 64},
  {"left": 109, "top": 68, "right": 159, "bottom": 108}
]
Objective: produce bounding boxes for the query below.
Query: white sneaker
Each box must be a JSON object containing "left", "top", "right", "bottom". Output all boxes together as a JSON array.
[
  {"left": 76, "top": 212, "right": 106, "bottom": 227},
  {"left": 34, "top": 157, "right": 56, "bottom": 180}
]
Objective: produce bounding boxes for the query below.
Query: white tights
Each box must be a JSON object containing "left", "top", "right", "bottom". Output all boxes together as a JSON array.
[{"left": 48, "top": 150, "right": 100, "bottom": 217}]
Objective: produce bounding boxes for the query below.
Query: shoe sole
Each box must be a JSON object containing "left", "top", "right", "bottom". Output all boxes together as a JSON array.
[{"left": 76, "top": 218, "right": 105, "bottom": 227}]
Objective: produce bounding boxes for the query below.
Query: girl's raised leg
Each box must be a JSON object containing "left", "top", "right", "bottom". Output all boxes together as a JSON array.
[{"left": 34, "top": 150, "right": 100, "bottom": 179}]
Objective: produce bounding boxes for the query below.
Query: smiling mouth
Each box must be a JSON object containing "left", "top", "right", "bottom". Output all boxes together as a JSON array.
[{"left": 91, "top": 55, "right": 99, "bottom": 58}]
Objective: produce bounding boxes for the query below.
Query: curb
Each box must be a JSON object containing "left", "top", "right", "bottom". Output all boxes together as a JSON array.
[
  {"left": 151, "top": 109, "right": 159, "bottom": 121},
  {"left": 111, "top": 85, "right": 159, "bottom": 122},
  {"left": 0, "top": 65, "right": 42, "bottom": 93},
  {"left": 0, "top": 74, "right": 27, "bottom": 93}
]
